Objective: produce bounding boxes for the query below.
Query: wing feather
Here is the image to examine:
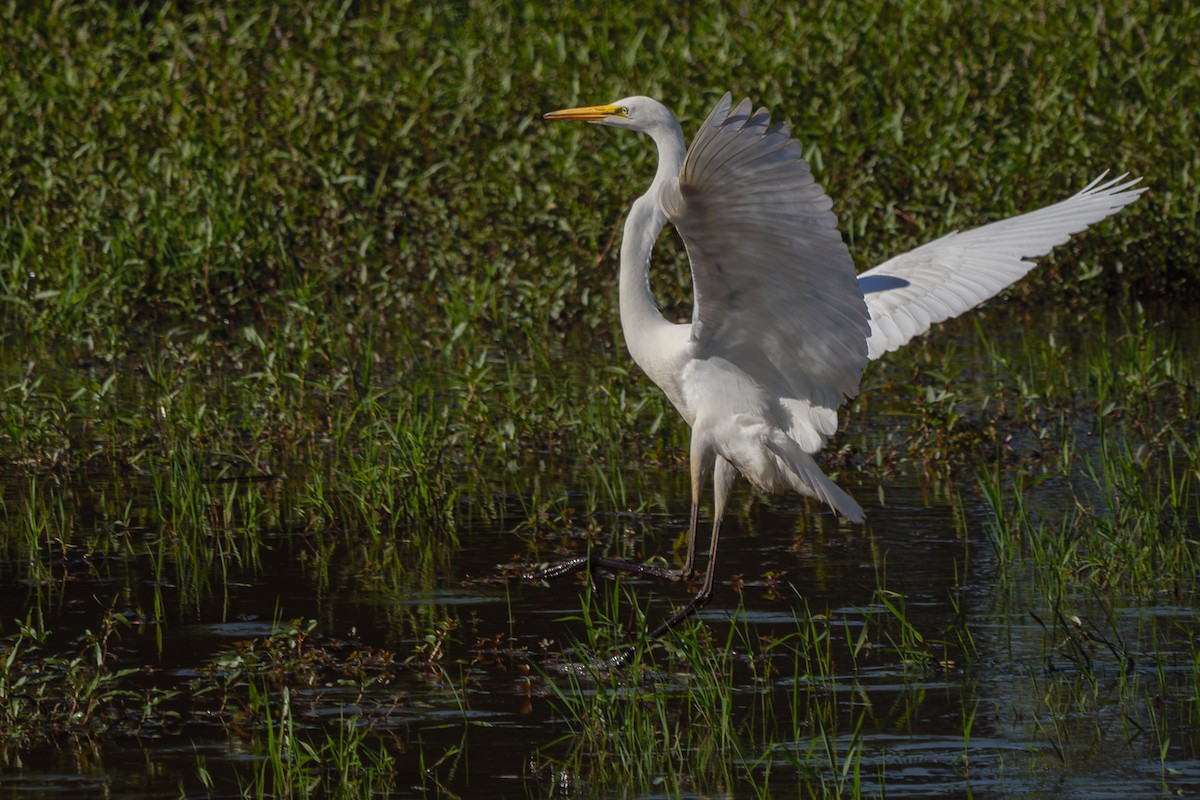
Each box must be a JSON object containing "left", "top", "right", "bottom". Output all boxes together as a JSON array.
[
  {"left": 660, "top": 94, "right": 871, "bottom": 433},
  {"left": 859, "top": 174, "right": 1144, "bottom": 359}
]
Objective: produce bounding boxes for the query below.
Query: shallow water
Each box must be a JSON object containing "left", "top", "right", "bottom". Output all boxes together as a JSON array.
[{"left": 1, "top": 303, "right": 1198, "bottom": 797}]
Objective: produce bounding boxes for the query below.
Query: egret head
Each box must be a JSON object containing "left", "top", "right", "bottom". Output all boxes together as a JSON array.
[{"left": 544, "top": 95, "right": 675, "bottom": 135}]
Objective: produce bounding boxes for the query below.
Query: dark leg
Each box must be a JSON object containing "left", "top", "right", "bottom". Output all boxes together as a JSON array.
[{"left": 606, "top": 457, "right": 736, "bottom": 668}]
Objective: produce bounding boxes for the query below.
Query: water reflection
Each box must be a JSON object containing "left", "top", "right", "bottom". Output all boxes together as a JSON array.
[{"left": 1, "top": 303, "right": 1197, "bottom": 797}]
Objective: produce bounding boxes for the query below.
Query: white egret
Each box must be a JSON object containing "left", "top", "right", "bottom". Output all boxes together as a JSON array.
[{"left": 536, "top": 92, "right": 1143, "bottom": 654}]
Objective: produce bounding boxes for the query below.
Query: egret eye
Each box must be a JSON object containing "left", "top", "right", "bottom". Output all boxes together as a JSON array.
[{"left": 620, "top": 106, "right": 629, "bottom": 116}]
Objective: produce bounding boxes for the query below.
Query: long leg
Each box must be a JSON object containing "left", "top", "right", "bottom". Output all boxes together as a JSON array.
[
  {"left": 679, "top": 431, "right": 715, "bottom": 582},
  {"left": 645, "top": 456, "right": 735, "bottom": 639},
  {"left": 609, "top": 455, "right": 737, "bottom": 667}
]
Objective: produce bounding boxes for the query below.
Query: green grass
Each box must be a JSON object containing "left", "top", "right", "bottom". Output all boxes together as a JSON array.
[
  {"left": 533, "top": 576, "right": 994, "bottom": 797},
  {"left": 968, "top": 304, "right": 1199, "bottom": 597},
  {"left": 2, "top": 0, "right": 1195, "bottom": 539},
  {"left": 2, "top": 1, "right": 1194, "bottom": 345},
  {"left": 0, "top": 1, "right": 1198, "bottom": 796}
]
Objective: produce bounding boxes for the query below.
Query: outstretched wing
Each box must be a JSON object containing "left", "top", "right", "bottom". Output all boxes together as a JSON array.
[
  {"left": 659, "top": 94, "right": 871, "bottom": 450},
  {"left": 859, "top": 173, "right": 1144, "bottom": 359}
]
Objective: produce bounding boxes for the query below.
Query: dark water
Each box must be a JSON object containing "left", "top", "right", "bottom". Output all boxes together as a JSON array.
[{"left": 2, "top": 305, "right": 1198, "bottom": 798}]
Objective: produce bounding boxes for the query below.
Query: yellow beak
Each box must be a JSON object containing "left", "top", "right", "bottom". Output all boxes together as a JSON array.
[{"left": 543, "top": 103, "right": 624, "bottom": 122}]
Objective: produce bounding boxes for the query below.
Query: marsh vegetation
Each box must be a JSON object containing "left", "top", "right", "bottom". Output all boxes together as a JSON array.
[{"left": 1, "top": 1, "right": 1198, "bottom": 797}]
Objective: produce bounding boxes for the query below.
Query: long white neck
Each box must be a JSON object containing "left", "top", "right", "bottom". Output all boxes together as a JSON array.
[{"left": 619, "top": 118, "right": 686, "bottom": 374}]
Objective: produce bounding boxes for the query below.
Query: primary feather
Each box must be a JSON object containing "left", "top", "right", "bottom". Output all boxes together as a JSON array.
[
  {"left": 660, "top": 96, "right": 873, "bottom": 479},
  {"left": 859, "top": 173, "right": 1144, "bottom": 359}
]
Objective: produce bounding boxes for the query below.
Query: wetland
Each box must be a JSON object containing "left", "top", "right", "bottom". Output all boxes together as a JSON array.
[{"left": 2, "top": 2, "right": 1199, "bottom": 797}]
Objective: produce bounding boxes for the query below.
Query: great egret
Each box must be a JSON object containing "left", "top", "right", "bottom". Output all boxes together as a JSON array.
[{"left": 536, "top": 92, "right": 1143, "bottom": 656}]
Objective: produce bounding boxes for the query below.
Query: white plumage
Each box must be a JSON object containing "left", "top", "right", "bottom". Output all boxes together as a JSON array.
[
  {"left": 540, "top": 92, "right": 1143, "bottom": 644},
  {"left": 860, "top": 173, "right": 1144, "bottom": 358}
]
